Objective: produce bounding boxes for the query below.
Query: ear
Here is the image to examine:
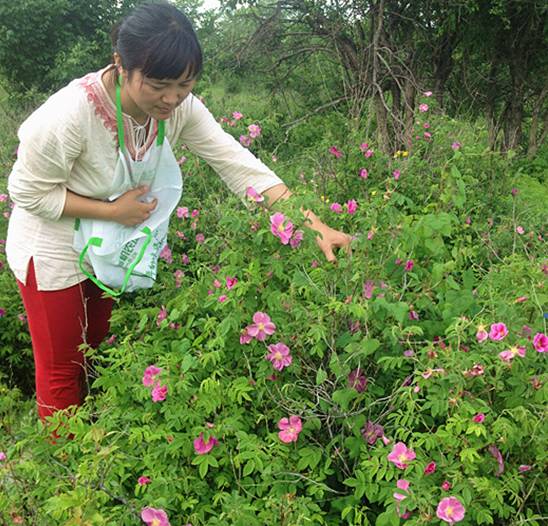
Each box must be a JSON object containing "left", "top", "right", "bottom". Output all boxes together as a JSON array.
[{"left": 113, "top": 52, "right": 126, "bottom": 77}]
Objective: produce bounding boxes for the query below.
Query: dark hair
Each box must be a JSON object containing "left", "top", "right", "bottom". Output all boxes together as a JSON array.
[{"left": 111, "top": 1, "right": 202, "bottom": 80}]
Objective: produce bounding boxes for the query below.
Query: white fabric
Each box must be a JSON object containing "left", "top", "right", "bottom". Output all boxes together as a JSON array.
[
  {"left": 6, "top": 67, "right": 284, "bottom": 290},
  {"left": 73, "top": 135, "right": 182, "bottom": 293}
]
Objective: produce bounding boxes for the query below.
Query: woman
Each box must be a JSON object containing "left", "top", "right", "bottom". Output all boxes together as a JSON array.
[{"left": 6, "top": 1, "right": 350, "bottom": 422}]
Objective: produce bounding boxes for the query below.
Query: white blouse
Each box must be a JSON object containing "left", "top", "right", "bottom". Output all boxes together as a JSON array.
[{"left": 6, "top": 66, "right": 283, "bottom": 290}]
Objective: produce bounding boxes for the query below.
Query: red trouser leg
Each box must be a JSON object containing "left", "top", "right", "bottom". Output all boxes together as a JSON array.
[{"left": 17, "top": 259, "right": 114, "bottom": 421}]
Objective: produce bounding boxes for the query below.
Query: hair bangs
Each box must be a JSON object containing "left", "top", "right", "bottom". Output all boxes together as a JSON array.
[{"left": 141, "top": 31, "right": 202, "bottom": 81}]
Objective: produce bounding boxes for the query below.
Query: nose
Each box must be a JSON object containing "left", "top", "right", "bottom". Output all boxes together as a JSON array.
[{"left": 161, "top": 89, "right": 179, "bottom": 106}]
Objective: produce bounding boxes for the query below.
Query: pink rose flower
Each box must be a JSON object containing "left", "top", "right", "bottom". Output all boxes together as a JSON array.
[
  {"left": 533, "top": 333, "right": 547, "bottom": 353},
  {"left": 499, "top": 346, "right": 526, "bottom": 362},
  {"left": 266, "top": 342, "right": 292, "bottom": 371},
  {"left": 346, "top": 199, "right": 358, "bottom": 215},
  {"left": 151, "top": 383, "right": 168, "bottom": 402},
  {"left": 472, "top": 413, "right": 485, "bottom": 423},
  {"left": 328, "top": 145, "right": 343, "bottom": 158},
  {"left": 488, "top": 445, "right": 505, "bottom": 477},
  {"left": 159, "top": 244, "right": 173, "bottom": 264},
  {"left": 387, "top": 442, "right": 416, "bottom": 469},
  {"left": 226, "top": 276, "right": 238, "bottom": 290},
  {"left": 489, "top": 322, "right": 508, "bottom": 341},
  {"left": 476, "top": 325, "right": 488, "bottom": 342},
  {"left": 393, "top": 169, "right": 401, "bottom": 181},
  {"left": 138, "top": 476, "right": 151, "bottom": 486},
  {"left": 174, "top": 269, "right": 184, "bottom": 288},
  {"left": 248, "top": 124, "right": 262, "bottom": 138},
  {"left": 424, "top": 461, "right": 437, "bottom": 475},
  {"left": 330, "top": 202, "right": 343, "bottom": 214},
  {"left": 404, "top": 260, "right": 414, "bottom": 272},
  {"left": 361, "top": 421, "right": 384, "bottom": 445},
  {"left": 240, "top": 326, "right": 253, "bottom": 344},
  {"left": 278, "top": 415, "right": 302, "bottom": 443},
  {"left": 156, "top": 306, "right": 168, "bottom": 327},
  {"left": 142, "top": 365, "right": 162, "bottom": 387},
  {"left": 363, "top": 280, "right": 375, "bottom": 299},
  {"left": 436, "top": 497, "right": 465, "bottom": 524},
  {"left": 348, "top": 368, "right": 367, "bottom": 393},
  {"left": 176, "top": 206, "right": 189, "bottom": 219},
  {"left": 232, "top": 111, "right": 243, "bottom": 120},
  {"left": 194, "top": 432, "right": 219, "bottom": 455},
  {"left": 141, "top": 507, "right": 171, "bottom": 526},
  {"left": 239, "top": 135, "right": 251, "bottom": 147},
  {"left": 419, "top": 103, "right": 429, "bottom": 112},
  {"left": 451, "top": 142, "right": 461, "bottom": 150},
  {"left": 441, "top": 480, "right": 452, "bottom": 491},
  {"left": 423, "top": 91, "right": 432, "bottom": 97},
  {"left": 393, "top": 479, "right": 410, "bottom": 501},
  {"left": 270, "top": 212, "right": 294, "bottom": 244},
  {"left": 289, "top": 230, "right": 304, "bottom": 249},
  {"left": 518, "top": 465, "right": 532, "bottom": 472},
  {"left": 245, "top": 186, "right": 264, "bottom": 203},
  {"left": 247, "top": 311, "right": 276, "bottom": 341},
  {"left": 359, "top": 168, "right": 368, "bottom": 179}
]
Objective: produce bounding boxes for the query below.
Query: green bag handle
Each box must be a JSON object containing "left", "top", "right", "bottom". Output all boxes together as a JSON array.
[
  {"left": 116, "top": 76, "right": 164, "bottom": 150},
  {"left": 77, "top": 226, "right": 153, "bottom": 297},
  {"left": 74, "top": 75, "right": 165, "bottom": 297}
]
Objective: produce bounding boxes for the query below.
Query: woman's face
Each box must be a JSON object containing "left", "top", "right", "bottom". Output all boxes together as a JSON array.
[{"left": 121, "top": 67, "right": 197, "bottom": 122}]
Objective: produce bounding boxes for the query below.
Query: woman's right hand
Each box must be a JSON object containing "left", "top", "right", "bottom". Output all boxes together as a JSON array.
[{"left": 110, "top": 186, "right": 158, "bottom": 226}]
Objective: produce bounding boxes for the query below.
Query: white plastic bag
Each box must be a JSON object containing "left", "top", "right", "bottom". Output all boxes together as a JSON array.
[{"left": 73, "top": 137, "right": 182, "bottom": 295}]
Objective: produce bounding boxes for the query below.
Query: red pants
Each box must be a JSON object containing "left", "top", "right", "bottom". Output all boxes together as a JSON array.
[{"left": 17, "top": 259, "right": 114, "bottom": 421}]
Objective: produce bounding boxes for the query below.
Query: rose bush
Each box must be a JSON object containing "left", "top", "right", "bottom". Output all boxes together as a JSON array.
[{"left": 0, "top": 89, "right": 546, "bottom": 525}]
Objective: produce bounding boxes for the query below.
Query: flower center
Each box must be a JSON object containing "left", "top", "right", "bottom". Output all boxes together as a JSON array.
[
  {"left": 446, "top": 505, "right": 454, "bottom": 517},
  {"left": 398, "top": 453, "right": 407, "bottom": 463},
  {"left": 151, "top": 519, "right": 160, "bottom": 526},
  {"left": 258, "top": 323, "right": 265, "bottom": 331},
  {"left": 274, "top": 351, "right": 283, "bottom": 361},
  {"left": 278, "top": 224, "right": 285, "bottom": 233}
]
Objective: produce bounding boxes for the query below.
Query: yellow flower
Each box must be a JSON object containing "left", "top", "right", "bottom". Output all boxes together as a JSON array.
[
  {"left": 370, "top": 190, "right": 377, "bottom": 196},
  {"left": 320, "top": 195, "right": 330, "bottom": 203},
  {"left": 402, "top": 151, "right": 409, "bottom": 157},
  {"left": 393, "top": 150, "right": 401, "bottom": 158}
]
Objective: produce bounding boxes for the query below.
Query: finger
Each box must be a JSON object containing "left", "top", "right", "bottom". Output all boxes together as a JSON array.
[{"left": 322, "top": 243, "right": 337, "bottom": 263}]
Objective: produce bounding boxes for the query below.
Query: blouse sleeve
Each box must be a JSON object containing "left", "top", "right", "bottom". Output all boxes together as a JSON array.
[
  {"left": 8, "top": 89, "right": 84, "bottom": 221},
  {"left": 174, "top": 95, "right": 284, "bottom": 198}
]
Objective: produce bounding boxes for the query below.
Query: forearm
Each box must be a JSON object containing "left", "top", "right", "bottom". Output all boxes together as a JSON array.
[
  {"left": 262, "top": 183, "right": 323, "bottom": 229},
  {"left": 62, "top": 190, "right": 114, "bottom": 220}
]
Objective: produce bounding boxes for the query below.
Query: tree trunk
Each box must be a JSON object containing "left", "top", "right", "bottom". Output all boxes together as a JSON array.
[{"left": 527, "top": 85, "right": 547, "bottom": 159}]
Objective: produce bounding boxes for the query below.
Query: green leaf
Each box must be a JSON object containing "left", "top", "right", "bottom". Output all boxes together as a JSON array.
[
  {"left": 375, "top": 509, "right": 400, "bottom": 526},
  {"left": 332, "top": 388, "right": 358, "bottom": 410},
  {"left": 316, "top": 368, "right": 328, "bottom": 385}
]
